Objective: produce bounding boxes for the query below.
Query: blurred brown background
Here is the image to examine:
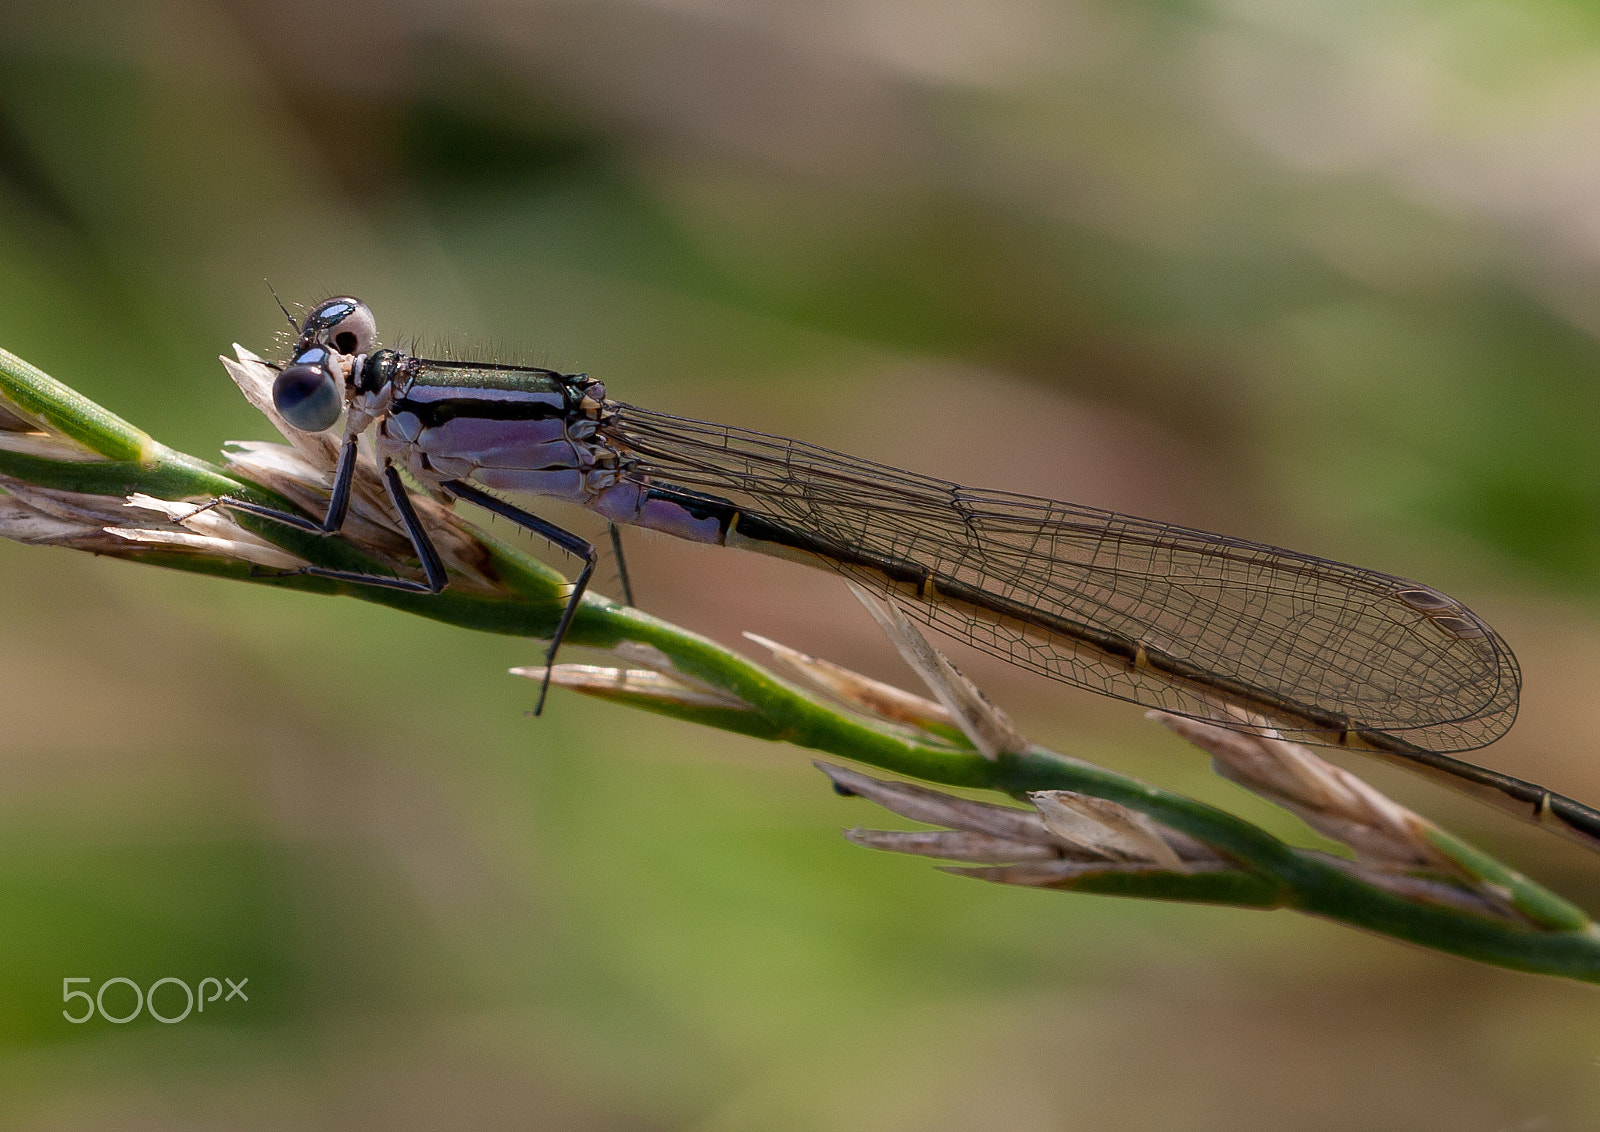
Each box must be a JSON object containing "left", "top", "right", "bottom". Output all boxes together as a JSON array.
[{"left": 2, "top": 0, "right": 1600, "bottom": 1128}]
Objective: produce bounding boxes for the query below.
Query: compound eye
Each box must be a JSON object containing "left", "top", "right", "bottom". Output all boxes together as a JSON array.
[
  {"left": 306, "top": 296, "right": 377, "bottom": 356},
  {"left": 273, "top": 347, "right": 344, "bottom": 432}
]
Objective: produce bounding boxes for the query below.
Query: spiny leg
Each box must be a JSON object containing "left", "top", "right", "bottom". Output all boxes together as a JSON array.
[
  {"left": 197, "top": 432, "right": 362, "bottom": 535},
  {"left": 608, "top": 523, "right": 635, "bottom": 607},
  {"left": 444, "top": 478, "right": 597, "bottom": 714},
  {"left": 256, "top": 461, "right": 447, "bottom": 594},
  {"left": 194, "top": 434, "right": 445, "bottom": 591}
]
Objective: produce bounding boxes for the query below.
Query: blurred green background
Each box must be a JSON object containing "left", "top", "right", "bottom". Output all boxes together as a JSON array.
[{"left": 2, "top": 0, "right": 1600, "bottom": 1127}]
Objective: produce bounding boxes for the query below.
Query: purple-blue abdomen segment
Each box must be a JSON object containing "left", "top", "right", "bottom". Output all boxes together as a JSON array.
[
  {"left": 591, "top": 483, "right": 727, "bottom": 543},
  {"left": 465, "top": 471, "right": 727, "bottom": 545}
]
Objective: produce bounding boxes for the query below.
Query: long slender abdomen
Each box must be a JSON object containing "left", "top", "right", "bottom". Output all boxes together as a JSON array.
[{"left": 592, "top": 482, "right": 729, "bottom": 543}]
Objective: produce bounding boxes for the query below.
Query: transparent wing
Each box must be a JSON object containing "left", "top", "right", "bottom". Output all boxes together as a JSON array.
[{"left": 610, "top": 404, "right": 1519, "bottom": 753}]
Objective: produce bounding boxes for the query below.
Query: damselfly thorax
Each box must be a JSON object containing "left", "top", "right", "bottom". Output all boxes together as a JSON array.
[
  {"left": 211, "top": 296, "right": 1600, "bottom": 852},
  {"left": 362, "top": 354, "right": 726, "bottom": 546}
]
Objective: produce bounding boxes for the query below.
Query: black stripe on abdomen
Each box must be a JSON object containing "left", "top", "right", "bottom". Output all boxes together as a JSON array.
[{"left": 396, "top": 387, "right": 568, "bottom": 428}]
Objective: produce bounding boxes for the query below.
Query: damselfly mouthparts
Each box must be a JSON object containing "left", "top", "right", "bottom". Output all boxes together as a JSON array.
[{"left": 212, "top": 297, "right": 1600, "bottom": 849}]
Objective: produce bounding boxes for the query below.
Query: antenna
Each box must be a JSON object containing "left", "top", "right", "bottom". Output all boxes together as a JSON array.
[{"left": 264, "top": 278, "right": 299, "bottom": 333}]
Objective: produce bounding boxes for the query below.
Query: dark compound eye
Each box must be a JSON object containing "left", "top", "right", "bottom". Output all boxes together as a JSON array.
[
  {"left": 273, "top": 347, "right": 343, "bottom": 432},
  {"left": 305, "top": 296, "right": 377, "bottom": 356}
]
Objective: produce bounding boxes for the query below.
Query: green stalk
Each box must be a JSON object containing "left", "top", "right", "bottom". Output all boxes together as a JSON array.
[{"left": 2, "top": 343, "right": 1596, "bottom": 982}]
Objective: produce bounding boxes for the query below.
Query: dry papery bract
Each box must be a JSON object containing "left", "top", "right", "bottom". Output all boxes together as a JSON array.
[
  {"left": 0, "top": 406, "right": 305, "bottom": 567},
  {"left": 513, "top": 663, "right": 753, "bottom": 709},
  {"left": 1153, "top": 709, "right": 1452, "bottom": 870},
  {"left": 745, "top": 631, "right": 957, "bottom": 733},
  {"left": 515, "top": 642, "right": 753, "bottom": 712},
  {"left": 0, "top": 347, "right": 512, "bottom": 591},
  {"left": 820, "top": 759, "right": 1224, "bottom": 887},
  {"left": 821, "top": 714, "right": 1532, "bottom": 921},
  {"left": 845, "top": 580, "right": 1029, "bottom": 759}
]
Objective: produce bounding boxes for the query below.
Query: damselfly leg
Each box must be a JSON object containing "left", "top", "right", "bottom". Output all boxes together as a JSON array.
[
  {"left": 215, "top": 450, "right": 444, "bottom": 593},
  {"left": 216, "top": 453, "right": 597, "bottom": 713},
  {"left": 608, "top": 523, "right": 635, "bottom": 607},
  {"left": 444, "top": 478, "right": 599, "bottom": 714}
]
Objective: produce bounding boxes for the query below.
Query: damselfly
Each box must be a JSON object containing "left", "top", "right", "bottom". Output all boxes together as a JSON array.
[{"left": 213, "top": 297, "right": 1600, "bottom": 849}]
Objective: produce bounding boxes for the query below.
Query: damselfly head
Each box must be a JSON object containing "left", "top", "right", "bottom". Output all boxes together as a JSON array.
[
  {"left": 273, "top": 296, "right": 382, "bottom": 432},
  {"left": 295, "top": 296, "right": 377, "bottom": 358}
]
